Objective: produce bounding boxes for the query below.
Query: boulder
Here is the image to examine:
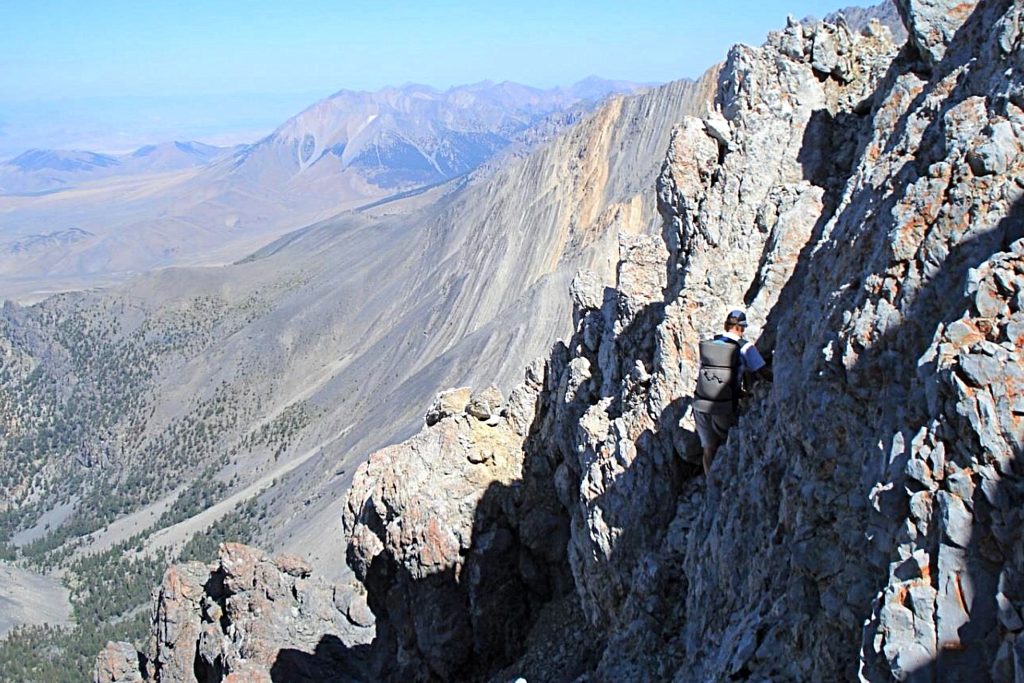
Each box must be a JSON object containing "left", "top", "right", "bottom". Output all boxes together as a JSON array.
[
  {"left": 93, "top": 641, "right": 143, "bottom": 683},
  {"left": 147, "top": 543, "right": 372, "bottom": 682},
  {"left": 425, "top": 387, "right": 472, "bottom": 426},
  {"left": 894, "top": 0, "right": 977, "bottom": 67},
  {"left": 466, "top": 385, "right": 504, "bottom": 422}
]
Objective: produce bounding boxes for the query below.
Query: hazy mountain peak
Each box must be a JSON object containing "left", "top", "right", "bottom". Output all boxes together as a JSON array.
[
  {"left": 460, "top": 79, "right": 497, "bottom": 91},
  {"left": 129, "top": 140, "right": 222, "bottom": 159},
  {"left": 0, "top": 76, "right": 645, "bottom": 291},
  {"left": 564, "top": 75, "right": 649, "bottom": 100},
  {"left": 247, "top": 78, "right": 645, "bottom": 186},
  {"left": 0, "top": 141, "right": 233, "bottom": 198},
  {"left": 6, "top": 149, "right": 121, "bottom": 172}
]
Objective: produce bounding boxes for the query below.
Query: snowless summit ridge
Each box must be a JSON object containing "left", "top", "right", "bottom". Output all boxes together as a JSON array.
[{"left": 98, "top": 0, "right": 1024, "bottom": 681}]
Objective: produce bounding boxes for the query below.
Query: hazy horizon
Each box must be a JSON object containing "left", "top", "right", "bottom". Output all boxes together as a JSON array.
[{"left": 1, "top": 0, "right": 877, "bottom": 159}]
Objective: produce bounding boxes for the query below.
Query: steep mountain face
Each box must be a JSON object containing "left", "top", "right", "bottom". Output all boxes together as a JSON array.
[
  {"left": 0, "top": 81, "right": 638, "bottom": 301},
  {"left": 0, "top": 72, "right": 715, "bottom": 680},
  {"left": 109, "top": 1, "right": 1024, "bottom": 681}
]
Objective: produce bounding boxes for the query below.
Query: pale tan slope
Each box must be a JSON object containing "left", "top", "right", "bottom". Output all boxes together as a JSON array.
[{"left": 0, "top": 162, "right": 385, "bottom": 302}]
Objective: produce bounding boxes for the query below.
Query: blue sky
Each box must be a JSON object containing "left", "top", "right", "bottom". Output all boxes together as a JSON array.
[{"left": 0, "top": 0, "right": 879, "bottom": 157}]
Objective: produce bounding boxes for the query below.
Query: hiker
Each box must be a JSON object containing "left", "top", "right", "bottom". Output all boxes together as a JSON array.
[{"left": 691, "top": 309, "right": 772, "bottom": 478}]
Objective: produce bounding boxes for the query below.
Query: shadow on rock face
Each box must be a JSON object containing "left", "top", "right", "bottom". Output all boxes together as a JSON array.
[
  {"left": 338, "top": 256, "right": 703, "bottom": 681},
  {"left": 755, "top": 0, "right": 1024, "bottom": 677},
  {"left": 271, "top": 635, "right": 372, "bottom": 683}
]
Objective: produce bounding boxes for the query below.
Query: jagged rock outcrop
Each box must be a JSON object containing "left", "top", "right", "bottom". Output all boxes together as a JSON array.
[
  {"left": 343, "top": 379, "right": 574, "bottom": 680},
  {"left": 896, "top": 0, "right": 977, "bottom": 66},
  {"left": 110, "top": 1, "right": 1024, "bottom": 681},
  {"left": 94, "top": 642, "right": 144, "bottom": 683},
  {"left": 344, "top": 2, "right": 1024, "bottom": 681},
  {"left": 97, "top": 543, "right": 373, "bottom": 682}
]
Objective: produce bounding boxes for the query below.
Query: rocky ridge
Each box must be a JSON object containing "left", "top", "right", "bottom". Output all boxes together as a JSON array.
[
  {"left": 98, "top": 0, "right": 1024, "bottom": 681},
  {"left": 346, "top": 1, "right": 1024, "bottom": 679}
]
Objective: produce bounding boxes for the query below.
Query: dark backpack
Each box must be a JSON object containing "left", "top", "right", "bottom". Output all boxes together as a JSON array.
[{"left": 692, "top": 336, "right": 742, "bottom": 415}]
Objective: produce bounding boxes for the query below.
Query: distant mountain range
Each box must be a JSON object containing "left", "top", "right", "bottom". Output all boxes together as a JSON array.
[
  {"left": 0, "top": 79, "right": 645, "bottom": 198},
  {"left": 0, "top": 78, "right": 646, "bottom": 298},
  {"left": 0, "top": 142, "right": 234, "bottom": 196},
  {"left": 219, "top": 79, "right": 630, "bottom": 194}
]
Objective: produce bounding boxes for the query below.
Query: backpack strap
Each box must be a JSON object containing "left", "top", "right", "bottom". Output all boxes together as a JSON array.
[{"left": 713, "top": 334, "right": 742, "bottom": 348}]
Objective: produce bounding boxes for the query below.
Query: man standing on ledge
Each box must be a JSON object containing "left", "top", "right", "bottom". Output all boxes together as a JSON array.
[{"left": 692, "top": 309, "right": 772, "bottom": 479}]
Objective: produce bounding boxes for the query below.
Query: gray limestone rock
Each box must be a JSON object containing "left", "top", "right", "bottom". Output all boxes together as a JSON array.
[
  {"left": 570, "top": 269, "right": 604, "bottom": 313},
  {"left": 466, "top": 385, "right": 504, "bottom": 422},
  {"left": 895, "top": 0, "right": 976, "bottom": 67},
  {"left": 938, "top": 491, "right": 972, "bottom": 548},
  {"left": 968, "top": 121, "right": 1021, "bottom": 176},
  {"left": 812, "top": 27, "right": 840, "bottom": 75}
]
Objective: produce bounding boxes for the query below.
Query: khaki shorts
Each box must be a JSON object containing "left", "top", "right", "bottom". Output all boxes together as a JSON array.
[{"left": 694, "top": 410, "right": 736, "bottom": 449}]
